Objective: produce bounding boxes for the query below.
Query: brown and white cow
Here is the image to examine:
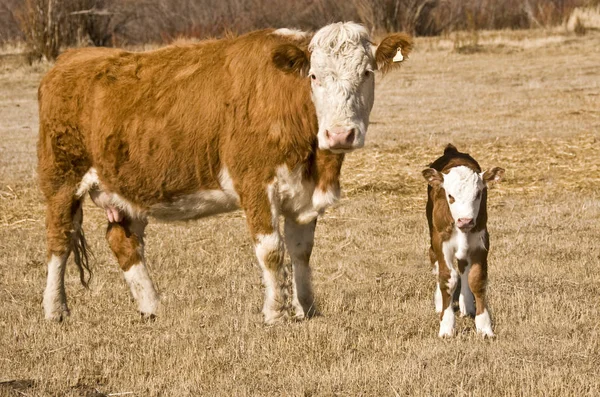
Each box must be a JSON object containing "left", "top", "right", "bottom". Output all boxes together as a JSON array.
[
  {"left": 38, "top": 23, "right": 412, "bottom": 323},
  {"left": 422, "top": 144, "right": 504, "bottom": 337}
]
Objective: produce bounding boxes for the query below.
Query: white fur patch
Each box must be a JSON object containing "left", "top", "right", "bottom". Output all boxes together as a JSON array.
[
  {"left": 475, "top": 309, "right": 494, "bottom": 337},
  {"left": 123, "top": 263, "right": 159, "bottom": 315},
  {"left": 434, "top": 282, "right": 443, "bottom": 313},
  {"left": 75, "top": 168, "right": 99, "bottom": 198},
  {"left": 78, "top": 167, "right": 241, "bottom": 222},
  {"left": 439, "top": 305, "right": 455, "bottom": 338},
  {"left": 272, "top": 28, "right": 309, "bottom": 40},
  {"left": 255, "top": 232, "right": 286, "bottom": 324},
  {"left": 43, "top": 254, "right": 69, "bottom": 320},
  {"left": 275, "top": 164, "right": 339, "bottom": 224},
  {"left": 312, "top": 187, "right": 340, "bottom": 212}
]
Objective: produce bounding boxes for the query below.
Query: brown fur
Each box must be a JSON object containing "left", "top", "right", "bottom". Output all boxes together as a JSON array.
[
  {"left": 106, "top": 220, "right": 144, "bottom": 272},
  {"left": 375, "top": 33, "right": 413, "bottom": 74}
]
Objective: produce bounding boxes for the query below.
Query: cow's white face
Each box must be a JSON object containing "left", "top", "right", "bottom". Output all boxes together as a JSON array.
[
  {"left": 308, "top": 23, "right": 375, "bottom": 153},
  {"left": 272, "top": 23, "right": 412, "bottom": 154},
  {"left": 442, "top": 166, "right": 485, "bottom": 231}
]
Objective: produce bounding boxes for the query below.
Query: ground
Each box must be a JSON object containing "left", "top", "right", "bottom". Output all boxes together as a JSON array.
[{"left": 0, "top": 30, "right": 599, "bottom": 396}]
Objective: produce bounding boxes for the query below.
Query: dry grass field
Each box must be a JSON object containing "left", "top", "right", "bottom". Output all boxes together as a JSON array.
[{"left": 1, "top": 30, "right": 599, "bottom": 396}]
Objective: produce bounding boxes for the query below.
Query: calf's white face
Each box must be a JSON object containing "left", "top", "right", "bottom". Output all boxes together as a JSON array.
[
  {"left": 272, "top": 22, "right": 412, "bottom": 153},
  {"left": 423, "top": 165, "right": 505, "bottom": 231},
  {"left": 443, "top": 166, "right": 485, "bottom": 230}
]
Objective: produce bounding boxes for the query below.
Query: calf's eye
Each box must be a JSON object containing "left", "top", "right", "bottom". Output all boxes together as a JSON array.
[{"left": 448, "top": 194, "right": 455, "bottom": 204}]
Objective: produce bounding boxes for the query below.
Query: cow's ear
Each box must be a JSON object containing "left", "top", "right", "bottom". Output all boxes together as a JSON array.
[
  {"left": 374, "top": 33, "right": 413, "bottom": 74},
  {"left": 483, "top": 167, "right": 505, "bottom": 185},
  {"left": 423, "top": 168, "right": 443, "bottom": 187},
  {"left": 272, "top": 44, "right": 309, "bottom": 76}
]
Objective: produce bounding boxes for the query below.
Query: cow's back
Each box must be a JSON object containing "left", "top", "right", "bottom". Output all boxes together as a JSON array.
[{"left": 38, "top": 30, "right": 316, "bottom": 208}]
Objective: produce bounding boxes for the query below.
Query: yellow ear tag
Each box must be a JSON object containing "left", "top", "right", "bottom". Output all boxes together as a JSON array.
[{"left": 392, "top": 47, "right": 404, "bottom": 63}]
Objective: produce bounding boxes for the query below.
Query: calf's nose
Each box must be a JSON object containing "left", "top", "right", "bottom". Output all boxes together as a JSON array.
[
  {"left": 326, "top": 127, "right": 356, "bottom": 150},
  {"left": 457, "top": 218, "right": 474, "bottom": 229}
]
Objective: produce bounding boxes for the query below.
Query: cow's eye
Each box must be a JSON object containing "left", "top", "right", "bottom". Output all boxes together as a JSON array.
[
  {"left": 310, "top": 74, "right": 316, "bottom": 81},
  {"left": 448, "top": 194, "right": 455, "bottom": 204},
  {"left": 364, "top": 70, "right": 372, "bottom": 77}
]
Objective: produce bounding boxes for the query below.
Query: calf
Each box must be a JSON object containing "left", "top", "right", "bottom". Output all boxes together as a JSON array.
[
  {"left": 38, "top": 23, "right": 413, "bottom": 323},
  {"left": 422, "top": 144, "right": 504, "bottom": 337}
]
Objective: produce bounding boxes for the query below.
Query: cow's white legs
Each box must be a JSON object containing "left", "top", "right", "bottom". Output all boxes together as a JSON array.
[
  {"left": 106, "top": 218, "right": 159, "bottom": 317},
  {"left": 43, "top": 253, "right": 70, "bottom": 320},
  {"left": 123, "top": 262, "right": 159, "bottom": 316},
  {"left": 284, "top": 217, "right": 317, "bottom": 319},
  {"left": 459, "top": 264, "right": 475, "bottom": 317},
  {"left": 244, "top": 183, "right": 288, "bottom": 325},
  {"left": 255, "top": 232, "right": 287, "bottom": 324}
]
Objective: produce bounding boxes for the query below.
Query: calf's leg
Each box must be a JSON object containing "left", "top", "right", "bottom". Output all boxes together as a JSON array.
[
  {"left": 106, "top": 217, "right": 159, "bottom": 317},
  {"left": 437, "top": 254, "right": 458, "bottom": 338},
  {"left": 457, "top": 259, "right": 476, "bottom": 318},
  {"left": 284, "top": 217, "right": 317, "bottom": 319},
  {"left": 468, "top": 256, "right": 494, "bottom": 337}
]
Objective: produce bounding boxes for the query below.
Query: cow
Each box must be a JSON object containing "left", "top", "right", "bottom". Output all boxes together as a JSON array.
[
  {"left": 422, "top": 144, "right": 504, "bottom": 337},
  {"left": 38, "top": 22, "right": 413, "bottom": 324}
]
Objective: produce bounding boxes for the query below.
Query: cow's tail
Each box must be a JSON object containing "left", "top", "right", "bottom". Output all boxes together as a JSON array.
[{"left": 71, "top": 200, "right": 93, "bottom": 288}]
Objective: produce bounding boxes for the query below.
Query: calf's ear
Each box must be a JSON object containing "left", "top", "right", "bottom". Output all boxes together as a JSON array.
[
  {"left": 272, "top": 44, "right": 310, "bottom": 76},
  {"left": 422, "top": 168, "right": 443, "bottom": 187},
  {"left": 375, "top": 33, "right": 413, "bottom": 74},
  {"left": 483, "top": 167, "right": 505, "bottom": 184}
]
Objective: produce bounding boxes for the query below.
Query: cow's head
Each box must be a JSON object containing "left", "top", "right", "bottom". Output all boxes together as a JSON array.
[
  {"left": 272, "top": 22, "right": 412, "bottom": 153},
  {"left": 423, "top": 165, "right": 504, "bottom": 232}
]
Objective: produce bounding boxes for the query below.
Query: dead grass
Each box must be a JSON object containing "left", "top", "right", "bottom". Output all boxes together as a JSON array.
[{"left": 1, "top": 31, "right": 599, "bottom": 396}]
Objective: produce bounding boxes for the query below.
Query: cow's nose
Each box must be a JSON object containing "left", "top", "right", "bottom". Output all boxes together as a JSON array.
[
  {"left": 326, "top": 127, "right": 356, "bottom": 150},
  {"left": 457, "top": 218, "right": 474, "bottom": 229}
]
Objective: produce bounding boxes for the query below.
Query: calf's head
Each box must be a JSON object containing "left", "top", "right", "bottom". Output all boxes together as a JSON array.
[
  {"left": 273, "top": 22, "right": 412, "bottom": 153},
  {"left": 423, "top": 165, "right": 504, "bottom": 232}
]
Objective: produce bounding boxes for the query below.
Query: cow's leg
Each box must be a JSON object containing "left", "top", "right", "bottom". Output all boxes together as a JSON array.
[
  {"left": 284, "top": 217, "right": 317, "bottom": 320},
  {"left": 43, "top": 188, "right": 84, "bottom": 321},
  {"left": 243, "top": 186, "right": 287, "bottom": 325},
  {"left": 469, "top": 256, "right": 494, "bottom": 337},
  {"left": 458, "top": 259, "right": 475, "bottom": 318},
  {"left": 106, "top": 217, "right": 159, "bottom": 318},
  {"left": 438, "top": 253, "right": 458, "bottom": 338}
]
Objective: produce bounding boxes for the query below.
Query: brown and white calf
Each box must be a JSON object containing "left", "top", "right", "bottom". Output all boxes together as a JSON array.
[
  {"left": 38, "top": 23, "right": 412, "bottom": 323},
  {"left": 422, "top": 144, "right": 504, "bottom": 337}
]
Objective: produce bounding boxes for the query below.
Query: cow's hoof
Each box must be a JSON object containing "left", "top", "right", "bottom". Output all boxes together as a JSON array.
[
  {"left": 438, "top": 329, "right": 455, "bottom": 338},
  {"left": 140, "top": 312, "right": 157, "bottom": 322},
  {"left": 263, "top": 309, "right": 288, "bottom": 325},
  {"left": 44, "top": 307, "right": 70, "bottom": 322}
]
